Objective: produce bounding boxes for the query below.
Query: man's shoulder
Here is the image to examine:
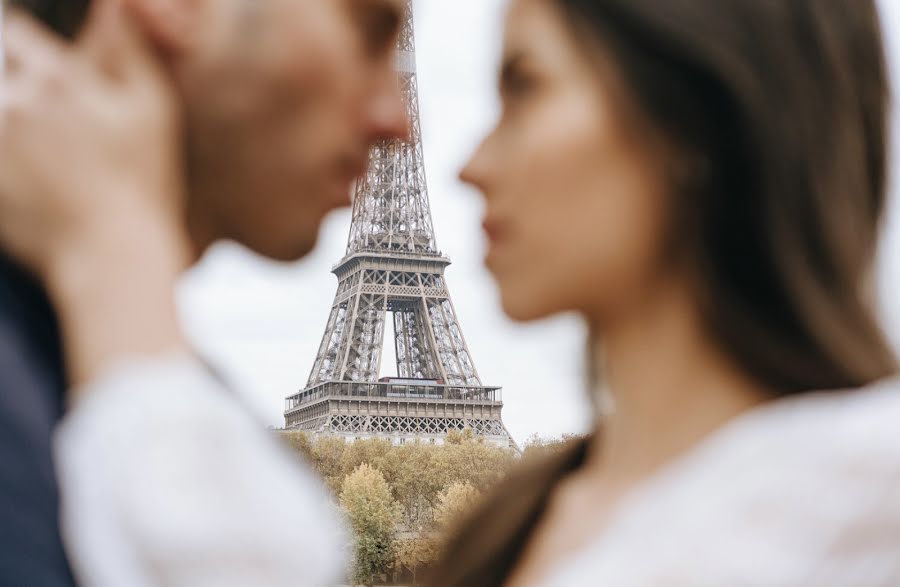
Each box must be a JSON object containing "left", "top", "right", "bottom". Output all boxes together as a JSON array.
[
  {"left": 0, "top": 255, "right": 74, "bottom": 586},
  {"left": 0, "top": 255, "right": 62, "bottom": 357},
  {"left": 0, "top": 255, "right": 64, "bottom": 427}
]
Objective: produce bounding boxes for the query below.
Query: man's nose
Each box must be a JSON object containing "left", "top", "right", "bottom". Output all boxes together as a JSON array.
[{"left": 367, "top": 76, "right": 411, "bottom": 143}]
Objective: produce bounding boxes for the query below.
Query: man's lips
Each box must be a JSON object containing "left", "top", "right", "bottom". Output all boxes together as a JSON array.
[
  {"left": 348, "top": 157, "right": 368, "bottom": 179},
  {"left": 332, "top": 156, "right": 368, "bottom": 205}
]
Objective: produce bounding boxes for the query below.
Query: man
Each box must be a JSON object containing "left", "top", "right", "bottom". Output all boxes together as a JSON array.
[{"left": 0, "top": 0, "right": 408, "bottom": 583}]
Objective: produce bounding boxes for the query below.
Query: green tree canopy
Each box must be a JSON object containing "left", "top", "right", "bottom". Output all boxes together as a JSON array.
[{"left": 340, "top": 463, "right": 402, "bottom": 586}]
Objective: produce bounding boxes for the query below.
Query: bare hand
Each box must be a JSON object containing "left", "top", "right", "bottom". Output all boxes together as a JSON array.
[
  {"left": 0, "top": 1, "right": 191, "bottom": 388},
  {"left": 0, "top": 1, "right": 185, "bottom": 287}
]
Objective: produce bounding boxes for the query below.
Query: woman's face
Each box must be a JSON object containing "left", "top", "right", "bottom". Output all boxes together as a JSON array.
[{"left": 461, "top": 0, "right": 673, "bottom": 324}]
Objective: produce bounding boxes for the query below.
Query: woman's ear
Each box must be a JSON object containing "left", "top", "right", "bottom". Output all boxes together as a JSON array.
[{"left": 121, "top": 0, "right": 205, "bottom": 55}]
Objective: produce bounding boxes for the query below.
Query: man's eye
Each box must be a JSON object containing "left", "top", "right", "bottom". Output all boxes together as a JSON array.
[{"left": 358, "top": 7, "right": 401, "bottom": 55}]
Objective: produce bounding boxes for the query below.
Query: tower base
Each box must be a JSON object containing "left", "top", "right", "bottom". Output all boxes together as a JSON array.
[{"left": 285, "top": 381, "right": 516, "bottom": 450}]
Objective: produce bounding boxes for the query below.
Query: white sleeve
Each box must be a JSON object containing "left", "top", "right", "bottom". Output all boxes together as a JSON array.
[{"left": 54, "top": 354, "right": 347, "bottom": 587}]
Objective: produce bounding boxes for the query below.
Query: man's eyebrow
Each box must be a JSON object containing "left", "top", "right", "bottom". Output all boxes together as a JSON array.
[
  {"left": 378, "top": 0, "right": 406, "bottom": 16},
  {"left": 355, "top": 0, "right": 404, "bottom": 50},
  {"left": 376, "top": 0, "right": 404, "bottom": 28},
  {"left": 360, "top": 0, "right": 405, "bottom": 22}
]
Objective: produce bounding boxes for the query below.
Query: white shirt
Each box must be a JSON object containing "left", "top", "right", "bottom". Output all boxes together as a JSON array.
[
  {"left": 538, "top": 377, "right": 900, "bottom": 587},
  {"left": 54, "top": 354, "right": 347, "bottom": 587}
]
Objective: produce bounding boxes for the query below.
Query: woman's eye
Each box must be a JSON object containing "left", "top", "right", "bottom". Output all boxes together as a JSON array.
[
  {"left": 507, "top": 74, "right": 535, "bottom": 96},
  {"left": 501, "top": 72, "right": 538, "bottom": 108}
]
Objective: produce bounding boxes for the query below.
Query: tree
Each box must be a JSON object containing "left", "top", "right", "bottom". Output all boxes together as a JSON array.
[
  {"left": 281, "top": 430, "right": 314, "bottom": 460},
  {"left": 436, "top": 433, "right": 517, "bottom": 491},
  {"left": 521, "top": 433, "right": 583, "bottom": 461},
  {"left": 394, "top": 534, "right": 438, "bottom": 586},
  {"left": 381, "top": 441, "right": 445, "bottom": 529},
  {"left": 279, "top": 432, "right": 522, "bottom": 583},
  {"left": 434, "top": 481, "right": 481, "bottom": 531},
  {"left": 341, "top": 438, "right": 393, "bottom": 482},
  {"left": 311, "top": 435, "right": 350, "bottom": 494},
  {"left": 340, "top": 463, "right": 402, "bottom": 586}
]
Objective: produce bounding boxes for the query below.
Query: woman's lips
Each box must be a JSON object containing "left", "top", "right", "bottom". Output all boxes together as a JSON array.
[{"left": 482, "top": 216, "right": 506, "bottom": 245}]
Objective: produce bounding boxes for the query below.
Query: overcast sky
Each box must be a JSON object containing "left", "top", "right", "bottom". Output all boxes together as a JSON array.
[{"left": 178, "top": 0, "right": 900, "bottom": 444}]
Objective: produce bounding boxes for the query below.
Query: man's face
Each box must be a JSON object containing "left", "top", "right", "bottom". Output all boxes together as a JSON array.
[{"left": 169, "top": 0, "right": 408, "bottom": 261}]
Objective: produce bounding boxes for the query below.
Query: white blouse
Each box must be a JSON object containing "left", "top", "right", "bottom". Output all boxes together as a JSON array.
[
  {"left": 54, "top": 354, "right": 346, "bottom": 587},
  {"left": 539, "top": 377, "right": 900, "bottom": 587}
]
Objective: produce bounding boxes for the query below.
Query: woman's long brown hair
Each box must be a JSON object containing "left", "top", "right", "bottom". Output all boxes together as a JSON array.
[{"left": 559, "top": 0, "right": 896, "bottom": 394}]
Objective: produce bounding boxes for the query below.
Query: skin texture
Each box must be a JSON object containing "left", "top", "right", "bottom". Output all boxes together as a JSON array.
[
  {"left": 138, "top": 0, "right": 409, "bottom": 261},
  {"left": 0, "top": 0, "right": 408, "bottom": 388},
  {"left": 461, "top": 0, "right": 671, "bottom": 326},
  {"left": 0, "top": 4, "right": 406, "bottom": 582},
  {"left": 460, "top": 2, "right": 769, "bottom": 585}
]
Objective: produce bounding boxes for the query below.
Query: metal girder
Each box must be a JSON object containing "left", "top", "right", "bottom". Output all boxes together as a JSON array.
[{"left": 290, "top": 1, "right": 511, "bottom": 448}]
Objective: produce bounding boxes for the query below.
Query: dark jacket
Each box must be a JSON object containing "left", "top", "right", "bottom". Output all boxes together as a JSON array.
[
  {"left": 426, "top": 439, "right": 590, "bottom": 587},
  {"left": 0, "top": 255, "right": 75, "bottom": 586}
]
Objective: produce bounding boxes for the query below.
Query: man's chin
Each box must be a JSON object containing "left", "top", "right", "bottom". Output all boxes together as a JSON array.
[
  {"left": 242, "top": 231, "right": 320, "bottom": 263},
  {"left": 263, "top": 239, "right": 319, "bottom": 263}
]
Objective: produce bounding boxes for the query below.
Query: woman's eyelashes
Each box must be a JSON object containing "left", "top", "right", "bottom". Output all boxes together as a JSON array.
[{"left": 500, "top": 56, "right": 540, "bottom": 104}]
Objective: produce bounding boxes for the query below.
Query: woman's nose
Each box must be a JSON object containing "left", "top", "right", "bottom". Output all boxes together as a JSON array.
[{"left": 459, "top": 137, "right": 493, "bottom": 192}]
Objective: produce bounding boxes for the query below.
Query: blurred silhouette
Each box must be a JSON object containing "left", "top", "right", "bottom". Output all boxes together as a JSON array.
[
  {"left": 431, "top": 0, "right": 900, "bottom": 585},
  {"left": 0, "top": 5, "right": 76, "bottom": 585},
  {"left": 0, "top": 256, "right": 72, "bottom": 585},
  {"left": 0, "top": 0, "right": 408, "bottom": 584}
]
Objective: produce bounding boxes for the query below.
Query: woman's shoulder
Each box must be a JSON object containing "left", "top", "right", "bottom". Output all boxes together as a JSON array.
[
  {"left": 770, "top": 372, "right": 900, "bottom": 419},
  {"left": 645, "top": 374, "right": 900, "bottom": 521},
  {"left": 547, "top": 376, "right": 900, "bottom": 587},
  {"left": 735, "top": 373, "right": 900, "bottom": 461},
  {"left": 763, "top": 374, "right": 900, "bottom": 486}
]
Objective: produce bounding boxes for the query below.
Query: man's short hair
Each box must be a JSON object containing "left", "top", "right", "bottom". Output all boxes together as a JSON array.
[{"left": 8, "top": 0, "right": 91, "bottom": 38}]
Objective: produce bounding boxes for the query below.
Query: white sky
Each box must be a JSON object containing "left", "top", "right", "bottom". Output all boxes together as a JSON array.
[{"left": 178, "top": 0, "right": 900, "bottom": 444}]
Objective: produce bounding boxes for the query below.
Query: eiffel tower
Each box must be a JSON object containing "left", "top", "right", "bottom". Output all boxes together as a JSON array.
[{"left": 285, "top": 2, "right": 513, "bottom": 448}]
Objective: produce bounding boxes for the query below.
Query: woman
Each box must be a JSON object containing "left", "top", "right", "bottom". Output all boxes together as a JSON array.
[{"left": 429, "top": 0, "right": 900, "bottom": 585}]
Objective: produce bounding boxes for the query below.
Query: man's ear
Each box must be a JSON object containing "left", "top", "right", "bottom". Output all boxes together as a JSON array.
[{"left": 121, "top": 0, "right": 205, "bottom": 55}]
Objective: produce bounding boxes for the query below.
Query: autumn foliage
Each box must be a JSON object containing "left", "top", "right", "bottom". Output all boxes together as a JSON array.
[{"left": 280, "top": 430, "right": 576, "bottom": 585}]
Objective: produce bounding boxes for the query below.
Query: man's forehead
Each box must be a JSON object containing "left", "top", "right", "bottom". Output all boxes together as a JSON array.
[
  {"left": 345, "top": 0, "right": 406, "bottom": 51},
  {"left": 350, "top": 0, "right": 406, "bottom": 16}
]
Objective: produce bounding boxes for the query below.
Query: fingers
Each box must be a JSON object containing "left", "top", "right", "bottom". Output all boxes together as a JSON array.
[
  {"left": 1, "top": 0, "right": 165, "bottom": 92},
  {"left": 0, "top": 11, "right": 71, "bottom": 139},
  {"left": 2, "top": 9, "right": 67, "bottom": 78},
  {"left": 77, "top": 0, "right": 130, "bottom": 75},
  {"left": 0, "top": 11, "right": 70, "bottom": 182},
  {"left": 0, "top": 2, "right": 23, "bottom": 77},
  {"left": 77, "top": 0, "right": 163, "bottom": 84}
]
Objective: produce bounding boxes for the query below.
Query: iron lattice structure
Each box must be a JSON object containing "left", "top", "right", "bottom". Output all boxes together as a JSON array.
[{"left": 285, "top": 2, "right": 513, "bottom": 448}]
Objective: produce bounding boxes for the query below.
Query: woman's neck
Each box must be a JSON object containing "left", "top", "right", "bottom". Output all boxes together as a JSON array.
[{"left": 583, "top": 281, "right": 770, "bottom": 484}]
